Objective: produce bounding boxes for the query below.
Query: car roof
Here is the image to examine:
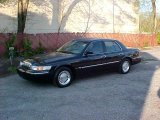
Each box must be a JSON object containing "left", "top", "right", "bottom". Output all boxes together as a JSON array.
[
  {"left": 74, "top": 38, "right": 118, "bottom": 42},
  {"left": 73, "top": 38, "right": 127, "bottom": 50}
]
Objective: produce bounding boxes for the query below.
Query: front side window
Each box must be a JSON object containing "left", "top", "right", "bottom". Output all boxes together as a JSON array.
[
  {"left": 86, "top": 41, "right": 104, "bottom": 54},
  {"left": 57, "top": 40, "right": 88, "bottom": 54},
  {"left": 104, "top": 41, "right": 121, "bottom": 53}
]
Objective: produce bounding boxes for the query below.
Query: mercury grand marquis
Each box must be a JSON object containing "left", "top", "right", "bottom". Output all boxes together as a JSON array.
[{"left": 17, "top": 38, "right": 141, "bottom": 87}]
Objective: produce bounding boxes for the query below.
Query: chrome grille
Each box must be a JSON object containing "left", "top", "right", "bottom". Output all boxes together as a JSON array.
[{"left": 20, "top": 61, "right": 32, "bottom": 69}]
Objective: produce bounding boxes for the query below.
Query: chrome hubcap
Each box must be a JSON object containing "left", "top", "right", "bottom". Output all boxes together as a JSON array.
[
  {"left": 58, "top": 70, "right": 71, "bottom": 85},
  {"left": 122, "top": 61, "right": 130, "bottom": 73}
]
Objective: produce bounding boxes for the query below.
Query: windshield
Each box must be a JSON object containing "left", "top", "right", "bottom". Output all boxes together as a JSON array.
[{"left": 57, "top": 40, "right": 88, "bottom": 54}]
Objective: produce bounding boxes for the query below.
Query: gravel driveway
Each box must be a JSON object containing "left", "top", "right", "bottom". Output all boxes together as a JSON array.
[{"left": 0, "top": 47, "right": 160, "bottom": 120}]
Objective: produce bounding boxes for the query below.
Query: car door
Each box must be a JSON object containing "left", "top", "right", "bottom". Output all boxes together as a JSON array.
[
  {"left": 75, "top": 41, "right": 106, "bottom": 70},
  {"left": 103, "top": 41, "right": 125, "bottom": 67}
]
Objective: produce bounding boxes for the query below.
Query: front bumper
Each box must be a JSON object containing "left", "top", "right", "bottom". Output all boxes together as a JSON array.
[
  {"left": 132, "top": 56, "right": 142, "bottom": 65},
  {"left": 17, "top": 67, "right": 50, "bottom": 81}
]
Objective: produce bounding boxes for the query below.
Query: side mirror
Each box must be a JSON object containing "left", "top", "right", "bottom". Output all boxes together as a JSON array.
[{"left": 84, "top": 51, "right": 93, "bottom": 56}]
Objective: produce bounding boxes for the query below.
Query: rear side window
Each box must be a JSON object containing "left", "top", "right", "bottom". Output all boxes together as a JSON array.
[
  {"left": 87, "top": 41, "right": 104, "bottom": 54},
  {"left": 104, "top": 41, "right": 121, "bottom": 53}
]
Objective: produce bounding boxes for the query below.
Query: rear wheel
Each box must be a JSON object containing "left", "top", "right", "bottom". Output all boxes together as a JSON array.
[
  {"left": 119, "top": 59, "right": 131, "bottom": 74},
  {"left": 53, "top": 67, "right": 73, "bottom": 88}
]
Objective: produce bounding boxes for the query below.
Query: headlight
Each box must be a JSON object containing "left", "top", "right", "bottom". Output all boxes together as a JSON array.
[{"left": 31, "top": 66, "right": 51, "bottom": 71}]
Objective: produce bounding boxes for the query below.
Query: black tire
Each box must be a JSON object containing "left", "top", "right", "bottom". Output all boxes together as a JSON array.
[
  {"left": 53, "top": 67, "right": 73, "bottom": 88},
  {"left": 119, "top": 59, "right": 131, "bottom": 74}
]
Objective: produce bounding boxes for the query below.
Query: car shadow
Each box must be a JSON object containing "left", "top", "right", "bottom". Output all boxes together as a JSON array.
[
  {"left": 75, "top": 68, "right": 117, "bottom": 82},
  {"left": 141, "top": 51, "right": 159, "bottom": 61},
  {"left": 72, "top": 50, "right": 160, "bottom": 120},
  {"left": 25, "top": 79, "right": 53, "bottom": 87},
  {"left": 15, "top": 49, "right": 160, "bottom": 120},
  {"left": 158, "top": 88, "right": 160, "bottom": 98}
]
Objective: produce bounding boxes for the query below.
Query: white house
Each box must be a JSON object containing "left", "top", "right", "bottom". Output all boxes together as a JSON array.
[{"left": 0, "top": 0, "right": 139, "bottom": 34}]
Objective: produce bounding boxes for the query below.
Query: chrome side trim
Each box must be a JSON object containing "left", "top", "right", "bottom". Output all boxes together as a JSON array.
[{"left": 78, "top": 61, "right": 120, "bottom": 69}]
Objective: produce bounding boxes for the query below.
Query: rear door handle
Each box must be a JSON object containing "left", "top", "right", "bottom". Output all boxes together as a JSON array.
[
  {"left": 118, "top": 53, "right": 124, "bottom": 56},
  {"left": 101, "top": 55, "right": 106, "bottom": 59}
]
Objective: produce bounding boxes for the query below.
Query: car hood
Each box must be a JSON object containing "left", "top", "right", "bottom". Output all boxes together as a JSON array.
[{"left": 28, "top": 52, "right": 77, "bottom": 65}]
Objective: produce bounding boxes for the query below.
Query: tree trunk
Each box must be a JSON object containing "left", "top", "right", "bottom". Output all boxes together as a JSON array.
[
  {"left": 17, "top": 0, "right": 29, "bottom": 33},
  {"left": 151, "top": 0, "right": 157, "bottom": 33}
]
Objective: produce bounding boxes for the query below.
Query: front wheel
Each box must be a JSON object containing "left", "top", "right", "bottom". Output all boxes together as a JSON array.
[
  {"left": 53, "top": 67, "right": 73, "bottom": 88},
  {"left": 119, "top": 59, "right": 131, "bottom": 74}
]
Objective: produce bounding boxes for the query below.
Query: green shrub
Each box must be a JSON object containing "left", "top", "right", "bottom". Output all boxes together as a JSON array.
[
  {"left": 20, "top": 38, "right": 34, "bottom": 58},
  {"left": 4, "top": 35, "right": 46, "bottom": 59},
  {"left": 8, "top": 66, "right": 17, "bottom": 73},
  {"left": 34, "top": 41, "right": 45, "bottom": 55},
  {"left": 5, "top": 34, "right": 16, "bottom": 58},
  {"left": 20, "top": 38, "right": 46, "bottom": 58},
  {"left": 157, "top": 32, "right": 160, "bottom": 44}
]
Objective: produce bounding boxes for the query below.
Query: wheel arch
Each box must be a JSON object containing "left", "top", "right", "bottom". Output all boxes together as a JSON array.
[
  {"left": 53, "top": 65, "right": 76, "bottom": 78},
  {"left": 122, "top": 57, "right": 132, "bottom": 65}
]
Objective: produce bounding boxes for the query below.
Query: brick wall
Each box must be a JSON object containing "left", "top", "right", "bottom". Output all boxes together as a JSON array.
[{"left": 0, "top": 33, "right": 158, "bottom": 57}]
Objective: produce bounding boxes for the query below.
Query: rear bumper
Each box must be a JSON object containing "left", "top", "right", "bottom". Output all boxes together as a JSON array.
[
  {"left": 132, "top": 56, "right": 142, "bottom": 65},
  {"left": 17, "top": 67, "right": 50, "bottom": 81}
]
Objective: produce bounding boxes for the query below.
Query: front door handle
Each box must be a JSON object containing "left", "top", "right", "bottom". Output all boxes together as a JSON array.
[
  {"left": 101, "top": 55, "right": 106, "bottom": 59},
  {"left": 118, "top": 53, "right": 124, "bottom": 56}
]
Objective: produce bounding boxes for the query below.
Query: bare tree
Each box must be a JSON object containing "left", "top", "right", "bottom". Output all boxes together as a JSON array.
[
  {"left": 17, "top": 0, "right": 29, "bottom": 33},
  {"left": 151, "top": 0, "right": 157, "bottom": 32},
  {"left": 57, "top": 0, "right": 82, "bottom": 33},
  {"left": 84, "top": 0, "right": 91, "bottom": 33}
]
